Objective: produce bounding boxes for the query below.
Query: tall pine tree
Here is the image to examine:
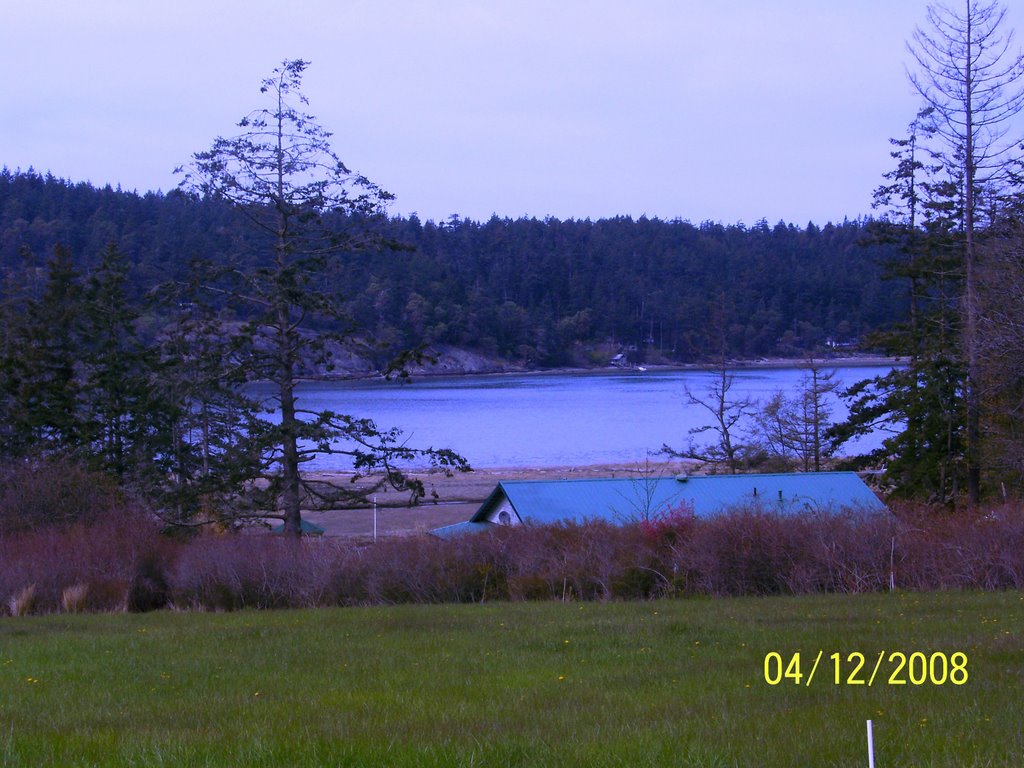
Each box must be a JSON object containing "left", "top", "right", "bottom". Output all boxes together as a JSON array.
[{"left": 177, "top": 60, "right": 467, "bottom": 534}]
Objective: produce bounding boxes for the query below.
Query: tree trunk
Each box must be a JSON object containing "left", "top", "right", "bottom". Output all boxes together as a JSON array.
[
  {"left": 278, "top": 356, "right": 302, "bottom": 536},
  {"left": 963, "top": 10, "right": 982, "bottom": 505}
]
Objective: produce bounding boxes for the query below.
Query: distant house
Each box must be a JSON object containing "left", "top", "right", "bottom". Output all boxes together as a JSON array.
[{"left": 430, "top": 472, "right": 885, "bottom": 538}]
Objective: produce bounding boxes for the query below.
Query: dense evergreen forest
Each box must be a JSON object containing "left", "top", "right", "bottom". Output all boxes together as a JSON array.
[{"left": 0, "top": 169, "right": 904, "bottom": 369}]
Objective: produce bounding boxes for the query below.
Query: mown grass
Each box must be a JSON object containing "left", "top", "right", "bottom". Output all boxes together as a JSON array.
[{"left": 0, "top": 591, "right": 1021, "bottom": 767}]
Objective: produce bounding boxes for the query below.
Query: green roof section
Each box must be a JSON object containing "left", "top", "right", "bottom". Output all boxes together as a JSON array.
[
  {"left": 430, "top": 521, "right": 495, "bottom": 540},
  {"left": 270, "top": 519, "right": 326, "bottom": 536},
  {"left": 431, "top": 472, "right": 885, "bottom": 537}
]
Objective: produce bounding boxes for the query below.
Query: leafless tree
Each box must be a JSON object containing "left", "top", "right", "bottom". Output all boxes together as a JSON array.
[
  {"left": 757, "top": 361, "right": 839, "bottom": 472},
  {"left": 612, "top": 459, "right": 676, "bottom": 523},
  {"left": 663, "top": 362, "right": 757, "bottom": 474}
]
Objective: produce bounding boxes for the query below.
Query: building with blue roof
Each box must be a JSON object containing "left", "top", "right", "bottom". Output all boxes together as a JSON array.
[{"left": 430, "top": 472, "right": 885, "bottom": 538}]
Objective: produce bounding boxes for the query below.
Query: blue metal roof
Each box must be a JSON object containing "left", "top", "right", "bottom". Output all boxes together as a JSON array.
[
  {"left": 430, "top": 472, "right": 884, "bottom": 536},
  {"left": 479, "top": 476, "right": 691, "bottom": 525}
]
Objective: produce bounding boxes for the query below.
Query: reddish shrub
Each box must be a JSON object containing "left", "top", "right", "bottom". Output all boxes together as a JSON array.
[
  {"left": 638, "top": 501, "right": 698, "bottom": 548},
  {"left": 0, "top": 510, "right": 172, "bottom": 614},
  {"left": 170, "top": 535, "right": 338, "bottom": 610},
  {"left": 890, "top": 503, "right": 1024, "bottom": 591},
  {"left": 4, "top": 499, "right": 1024, "bottom": 614},
  {"left": 668, "top": 505, "right": 901, "bottom": 596}
]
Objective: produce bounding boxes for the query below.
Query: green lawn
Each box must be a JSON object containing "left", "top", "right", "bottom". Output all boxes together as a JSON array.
[{"left": 1, "top": 591, "right": 1021, "bottom": 767}]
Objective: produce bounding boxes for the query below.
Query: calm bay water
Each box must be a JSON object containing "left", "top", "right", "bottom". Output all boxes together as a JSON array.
[{"left": 258, "top": 365, "right": 894, "bottom": 470}]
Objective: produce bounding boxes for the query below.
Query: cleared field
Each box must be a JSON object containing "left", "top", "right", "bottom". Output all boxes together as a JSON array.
[{"left": 0, "top": 591, "right": 1021, "bottom": 767}]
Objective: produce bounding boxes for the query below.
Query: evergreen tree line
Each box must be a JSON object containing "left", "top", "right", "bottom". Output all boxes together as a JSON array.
[
  {"left": 0, "top": 240, "right": 252, "bottom": 524},
  {"left": 0, "top": 236, "right": 467, "bottom": 529},
  {"left": 0, "top": 168, "right": 906, "bottom": 369}
]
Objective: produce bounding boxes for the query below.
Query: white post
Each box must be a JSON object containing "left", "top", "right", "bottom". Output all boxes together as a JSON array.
[
  {"left": 373, "top": 496, "right": 378, "bottom": 542},
  {"left": 889, "top": 537, "right": 896, "bottom": 592},
  {"left": 866, "top": 719, "right": 875, "bottom": 768}
]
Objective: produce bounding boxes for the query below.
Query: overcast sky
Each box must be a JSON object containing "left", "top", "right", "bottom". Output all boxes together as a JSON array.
[{"left": 4, "top": 1, "right": 1021, "bottom": 226}]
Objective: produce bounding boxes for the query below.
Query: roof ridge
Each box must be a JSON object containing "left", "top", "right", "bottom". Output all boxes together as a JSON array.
[
  {"left": 499, "top": 471, "right": 856, "bottom": 487},
  {"left": 694, "top": 471, "right": 855, "bottom": 479},
  {"left": 500, "top": 476, "right": 676, "bottom": 486}
]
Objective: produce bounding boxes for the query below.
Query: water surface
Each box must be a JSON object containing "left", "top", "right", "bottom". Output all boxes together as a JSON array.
[{"left": 256, "top": 365, "right": 894, "bottom": 470}]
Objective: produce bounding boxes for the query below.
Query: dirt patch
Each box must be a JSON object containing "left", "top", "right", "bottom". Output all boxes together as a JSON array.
[{"left": 302, "top": 503, "right": 477, "bottom": 539}]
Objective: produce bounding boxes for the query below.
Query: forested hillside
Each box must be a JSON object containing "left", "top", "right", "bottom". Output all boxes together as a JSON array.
[{"left": 1, "top": 169, "right": 904, "bottom": 368}]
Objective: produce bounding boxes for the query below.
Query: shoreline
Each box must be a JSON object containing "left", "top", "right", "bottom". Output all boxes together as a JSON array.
[{"left": 300, "top": 354, "right": 904, "bottom": 383}]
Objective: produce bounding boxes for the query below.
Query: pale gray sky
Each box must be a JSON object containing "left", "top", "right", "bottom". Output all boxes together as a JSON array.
[{"left": 4, "top": 1, "right": 1016, "bottom": 225}]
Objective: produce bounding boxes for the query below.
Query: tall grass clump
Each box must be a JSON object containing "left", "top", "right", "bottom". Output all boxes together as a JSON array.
[
  {"left": 7, "top": 583, "right": 37, "bottom": 616},
  {"left": 60, "top": 583, "right": 90, "bottom": 613}
]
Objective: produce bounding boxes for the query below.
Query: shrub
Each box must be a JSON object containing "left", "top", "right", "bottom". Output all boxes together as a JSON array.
[
  {"left": 161, "top": 502, "right": 1024, "bottom": 609},
  {"left": 638, "top": 501, "right": 698, "bottom": 549},
  {"left": 0, "top": 510, "right": 170, "bottom": 614},
  {"left": 0, "top": 457, "right": 125, "bottom": 535},
  {"left": 4, "top": 499, "right": 1024, "bottom": 614},
  {"left": 170, "top": 536, "right": 337, "bottom": 610},
  {"left": 890, "top": 503, "right": 1024, "bottom": 591},
  {"left": 127, "top": 555, "right": 170, "bottom": 613},
  {"left": 672, "top": 506, "right": 902, "bottom": 596}
]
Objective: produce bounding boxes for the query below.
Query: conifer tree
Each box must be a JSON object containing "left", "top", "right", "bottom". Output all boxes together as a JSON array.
[
  {"left": 0, "top": 244, "right": 85, "bottom": 456},
  {"left": 78, "top": 242, "right": 172, "bottom": 485},
  {"left": 177, "top": 60, "right": 467, "bottom": 534},
  {"left": 831, "top": 111, "right": 968, "bottom": 503},
  {"left": 153, "top": 269, "right": 269, "bottom": 526},
  {"left": 907, "top": 0, "right": 1024, "bottom": 501}
]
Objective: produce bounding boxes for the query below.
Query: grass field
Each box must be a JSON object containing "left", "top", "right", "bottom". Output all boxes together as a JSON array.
[{"left": 1, "top": 591, "right": 1021, "bottom": 767}]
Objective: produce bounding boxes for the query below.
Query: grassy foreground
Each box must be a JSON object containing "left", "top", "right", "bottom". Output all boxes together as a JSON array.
[{"left": 1, "top": 592, "right": 1021, "bottom": 767}]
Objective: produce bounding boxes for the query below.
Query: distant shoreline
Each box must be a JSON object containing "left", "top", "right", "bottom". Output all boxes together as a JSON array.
[
  {"left": 302, "top": 353, "right": 905, "bottom": 383},
  {"left": 512, "top": 355, "right": 904, "bottom": 377}
]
